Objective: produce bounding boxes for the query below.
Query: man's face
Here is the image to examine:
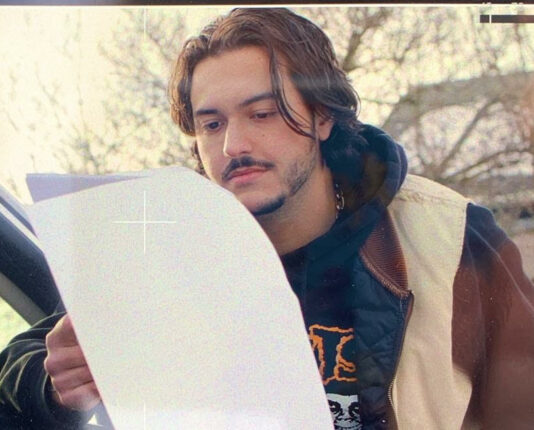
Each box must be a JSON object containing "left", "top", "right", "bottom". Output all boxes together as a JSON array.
[{"left": 190, "top": 46, "right": 333, "bottom": 217}]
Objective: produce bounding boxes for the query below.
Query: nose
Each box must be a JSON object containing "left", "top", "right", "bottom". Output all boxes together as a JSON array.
[{"left": 223, "top": 120, "right": 252, "bottom": 158}]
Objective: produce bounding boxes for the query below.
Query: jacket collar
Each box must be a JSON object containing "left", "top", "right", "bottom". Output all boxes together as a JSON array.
[
  {"left": 281, "top": 124, "right": 409, "bottom": 269},
  {"left": 360, "top": 210, "right": 410, "bottom": 298}
]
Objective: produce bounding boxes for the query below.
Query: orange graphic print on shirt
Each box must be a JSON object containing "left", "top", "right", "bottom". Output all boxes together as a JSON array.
[{"left": 308, "top": 324, "right": 357, "bottom": 385}]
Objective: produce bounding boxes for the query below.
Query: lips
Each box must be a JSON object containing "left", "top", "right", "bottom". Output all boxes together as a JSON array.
[{"left": 226, "top": 167, "right": 267, "bottom": 183}]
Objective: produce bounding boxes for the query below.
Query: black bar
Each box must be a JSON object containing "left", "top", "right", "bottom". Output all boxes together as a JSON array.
[
  {"left": 480, "top": 14, "right": 534, "bottom": 24},
  {"left": 0, "top": 0, "right": 520, "bottom": 5}
]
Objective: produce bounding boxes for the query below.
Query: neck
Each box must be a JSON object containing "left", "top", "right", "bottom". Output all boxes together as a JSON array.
[{"left": 257, "top": 167, "right": 338, "bottom": 256}]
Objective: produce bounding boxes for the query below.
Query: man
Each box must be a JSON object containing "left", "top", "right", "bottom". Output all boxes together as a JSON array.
[{"left": 1, "top": 7, "right": 533, "bottom": 429}]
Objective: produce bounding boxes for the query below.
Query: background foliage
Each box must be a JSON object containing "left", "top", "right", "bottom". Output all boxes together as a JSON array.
[{"left": 5, "top": 7, "right": 532, "bottom": 218}]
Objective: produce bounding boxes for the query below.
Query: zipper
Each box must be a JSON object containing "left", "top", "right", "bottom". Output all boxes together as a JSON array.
[{"left": 386, "top": 292, "right": 414, "bottom": 429}]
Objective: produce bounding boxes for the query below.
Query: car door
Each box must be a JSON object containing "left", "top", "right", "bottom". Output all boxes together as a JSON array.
[
  {"left": 0, "top": 183, "right": 59, "bottom": 326},
  {"left": 0, "top": 183, "right": 110, "bottom": 429}
]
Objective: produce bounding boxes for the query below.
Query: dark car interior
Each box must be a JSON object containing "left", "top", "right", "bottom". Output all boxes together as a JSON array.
[{"left": 0, "top": 184, "right": 108, "bottom": 429}]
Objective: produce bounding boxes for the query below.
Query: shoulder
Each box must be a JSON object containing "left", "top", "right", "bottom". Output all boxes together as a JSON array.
[
  {"left": 464, "top": 202, "right": 509, "bottom": 253},
  {"left": 454, "top": 203, "right": 534, "bottom": 427},
  {"left": 388, "top": 175, "right": 469, "bottom": 253},
  {"left": 395, "top": 174, "right": 469, "bottom": 207}
]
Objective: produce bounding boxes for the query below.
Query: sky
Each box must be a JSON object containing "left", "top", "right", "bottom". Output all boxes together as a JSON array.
[
  {"left": 0, "top": 6, "right": 229, "bottom": 203},
  {"left": 1, "top": 8, "right": 115, "bottom": 200}
]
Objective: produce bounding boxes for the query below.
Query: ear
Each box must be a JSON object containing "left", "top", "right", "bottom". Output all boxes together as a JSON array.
[{"left": 315, "top": 112, "right": 334, "bottom": 142}]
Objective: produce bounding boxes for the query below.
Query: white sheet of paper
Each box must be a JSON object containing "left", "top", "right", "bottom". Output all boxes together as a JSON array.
[
  {"left": 26, "top": 167, "right": 333, "bottom": 430},
  {"left": 26, "top": 172, "right": 146, "bottom": 202}
]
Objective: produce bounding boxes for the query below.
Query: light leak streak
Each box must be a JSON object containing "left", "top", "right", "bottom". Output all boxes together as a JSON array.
[{"left": 143, "top": 9, "right": 147, "bottom": 42}]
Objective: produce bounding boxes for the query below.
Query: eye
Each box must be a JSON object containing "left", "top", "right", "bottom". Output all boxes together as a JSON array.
[
  {"left": 202, "top": 120, "right": 223, "bottom": 133},
  {"left": 328, "top": 401, "right": 341, "bottom": 414},
  {"left": 252, "top": 111, "right": 277, "bottom": 120}
]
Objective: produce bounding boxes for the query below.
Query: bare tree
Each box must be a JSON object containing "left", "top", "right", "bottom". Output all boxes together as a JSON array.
[
  {"left": 5, "top": 11, "right": 118, "bottom": 175},
  {"left": 99, "top": 9, "right": 191, "bottom": 170},
  {"left": 5, "top": 9, "right": 190, "bottom": 176},
  {"left": 5, "top": 6, "right": 533, "bottom": 222},
  {"left": 300, "top": 7, "right": 533, "bottom": 208}
]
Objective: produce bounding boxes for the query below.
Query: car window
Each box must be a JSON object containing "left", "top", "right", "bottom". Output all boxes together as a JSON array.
[
  {"left": 0, "top": 297, "right": 29, "bottom": 348},
  {"left": 1, "top": 182, "right": 59, "bottom": 329}
]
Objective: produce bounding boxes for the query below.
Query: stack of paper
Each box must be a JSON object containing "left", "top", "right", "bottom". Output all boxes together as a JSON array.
[{"left": 26, "top": 167, "right": 333, "bottom": 430}]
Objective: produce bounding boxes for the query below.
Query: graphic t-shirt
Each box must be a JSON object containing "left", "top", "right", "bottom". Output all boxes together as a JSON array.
[
  {"left": 308, "top": 323, "right": 361, "bottom": 430},
  {"left": 284, "top": 244, "right": 405, "bottom": 430}
]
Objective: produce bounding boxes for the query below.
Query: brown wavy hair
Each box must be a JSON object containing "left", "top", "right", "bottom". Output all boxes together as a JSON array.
[{"left": 168, "top": 7, "right": 365, "bottom": 178}]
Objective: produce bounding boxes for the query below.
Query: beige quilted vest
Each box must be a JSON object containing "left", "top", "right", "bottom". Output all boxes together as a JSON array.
[{"left": 388, "top": 174, "right": 474, "bottom": 429}]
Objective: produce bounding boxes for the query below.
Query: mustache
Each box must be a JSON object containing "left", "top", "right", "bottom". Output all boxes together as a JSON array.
[{"left": 222, "top": 156, "right": 275, "bottom": 181}]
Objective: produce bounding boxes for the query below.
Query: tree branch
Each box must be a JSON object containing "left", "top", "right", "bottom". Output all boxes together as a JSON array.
[{"left": 382, "top": 71, "right": 534, "bottom": 138}]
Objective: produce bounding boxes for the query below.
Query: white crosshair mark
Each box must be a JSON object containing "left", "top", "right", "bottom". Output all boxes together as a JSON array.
[{"left": 113, "top": 191, "right": 176, "bottom": 254}]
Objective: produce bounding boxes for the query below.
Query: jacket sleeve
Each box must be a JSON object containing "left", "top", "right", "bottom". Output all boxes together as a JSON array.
[
  {"left": 453, "top": 203, "right": 534, "bottom": 429},
  {"left": 0, "top": 309, "right": 94, "bottom": 429}
]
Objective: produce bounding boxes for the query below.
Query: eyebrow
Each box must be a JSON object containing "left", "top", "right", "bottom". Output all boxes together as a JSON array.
[
  {"left": 194, "top": 108, "right": 219, "bottom": 117},
  {"left": 194, "top": 92, "right": 276, "bottom": 117},
  {"left": 238, "top": 92, "right": 275, "bottom": 108}
]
